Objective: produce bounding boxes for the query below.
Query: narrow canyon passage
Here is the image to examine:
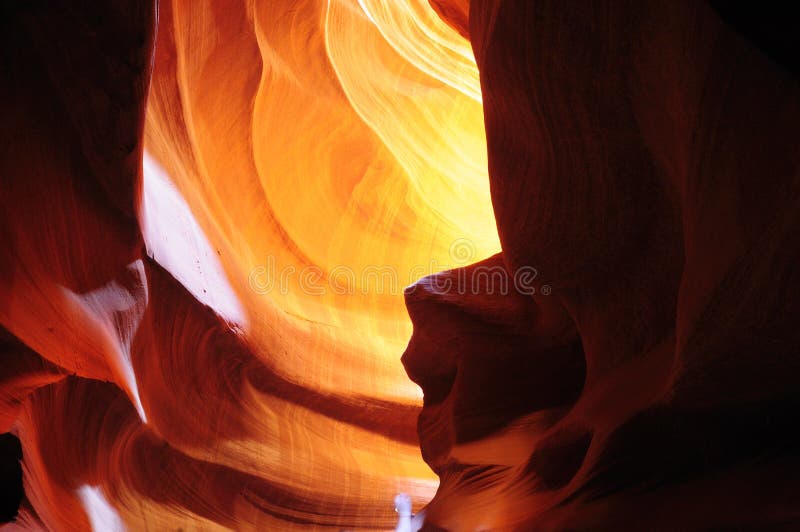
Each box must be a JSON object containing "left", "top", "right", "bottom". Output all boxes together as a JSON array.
[{"left": 2, "top": 1, "right": 799, "bottom": 530}]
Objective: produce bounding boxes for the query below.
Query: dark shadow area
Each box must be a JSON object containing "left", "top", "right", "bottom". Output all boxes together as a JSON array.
[
  {"left": 0, "top": 432, "right": 23, "bottom": 523},
  {"left": 709, "top": 1, "right": 800, "bottom": 78}
]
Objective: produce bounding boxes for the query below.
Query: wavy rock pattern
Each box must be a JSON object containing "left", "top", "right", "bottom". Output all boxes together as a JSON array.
[
  {"left": 1, "top": 0, "right": 498, "bottom": 529},
  {"left": 404, "top": 1, "right": 800, "bottom": 529},
  {"left": 1, "top": 0, "right": 799, "bottom": 530}
]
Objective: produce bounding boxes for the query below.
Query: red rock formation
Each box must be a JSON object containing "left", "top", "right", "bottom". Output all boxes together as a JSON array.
[
  {"left": 404, "top": 1, "right": 800, "bottom": 529},
  {"left": 1, "top": 0, "right": 470, "bottom": 528},
  {"left": 2, "top": 0, "right": 799, "bottom": 530}
]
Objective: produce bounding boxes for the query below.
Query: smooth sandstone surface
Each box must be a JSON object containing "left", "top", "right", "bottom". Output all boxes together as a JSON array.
[{"left": 1, "top": 1, "right": 799, "bottom": 530}]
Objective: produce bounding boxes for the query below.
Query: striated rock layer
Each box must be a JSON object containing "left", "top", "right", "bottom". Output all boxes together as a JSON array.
[
  {"left": 1, "top": 0, "right": 799, "bottom": 530},
  {"left": 1, "top": 0, "right": 497, "bottom": 529},
  {"left": 403, "top": 1, "right": 800, "bottom": 530}
]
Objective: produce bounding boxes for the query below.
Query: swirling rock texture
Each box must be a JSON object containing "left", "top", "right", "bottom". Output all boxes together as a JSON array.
[
  {"left": 1, "top": 0, "right": 799, "bottom": 531},
  {"left": 407, "top": 1, "right": 800, "bottom": 530}
]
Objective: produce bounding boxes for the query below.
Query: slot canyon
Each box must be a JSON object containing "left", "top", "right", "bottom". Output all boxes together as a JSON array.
[{"left": 1, "top": 1, "right": 799, "bottom": 530}]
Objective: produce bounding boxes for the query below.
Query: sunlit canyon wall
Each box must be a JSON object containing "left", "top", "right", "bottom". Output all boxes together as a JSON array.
[{"left": 2, "top": 0, "right": 800, "bottom": 530}]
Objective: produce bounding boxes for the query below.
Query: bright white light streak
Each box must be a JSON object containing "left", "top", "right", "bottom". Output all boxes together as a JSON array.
[
  {"left": 77, "top": 485, "right": 125, "bottom": 532},
  {"left": 141, "top": 152, "right": 246, "bottom": 328},
  {"left": 63, "top": 260, "right": 148, "bottom": 423}
]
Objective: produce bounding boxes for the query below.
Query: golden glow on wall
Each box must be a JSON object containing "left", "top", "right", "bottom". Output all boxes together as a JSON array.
[
  {"left": 145, "top": 0, "right": 498, "bottom": 399},
  {"left": 138, "top": 0, "right": 498, "bottom": 528}
]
